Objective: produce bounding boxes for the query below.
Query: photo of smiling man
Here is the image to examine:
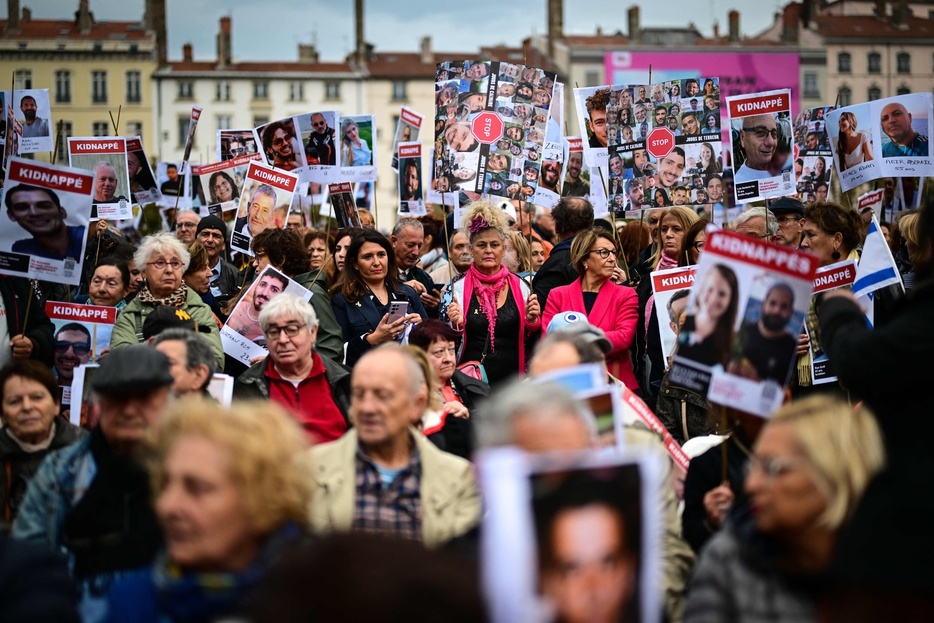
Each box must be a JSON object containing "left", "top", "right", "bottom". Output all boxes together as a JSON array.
[
  {"left": 229, "top": 160, "right": 299, "bottom": 255},
  {"left": 727, "top": 89, "right": 795, "bottom": 203},
  {"left": 67, "top": 137, "right": 131, "bottom": 219}
]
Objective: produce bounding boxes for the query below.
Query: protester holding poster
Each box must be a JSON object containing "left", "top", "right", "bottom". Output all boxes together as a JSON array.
[
  {"left": 125, "top": 137, "right": 160, "bottom": 206},
  {"left": 230, "top": 161, "right": 298, "bottom": 255},
  {"left": 727, "top": 89, "right": 795, "bottom": 203}
]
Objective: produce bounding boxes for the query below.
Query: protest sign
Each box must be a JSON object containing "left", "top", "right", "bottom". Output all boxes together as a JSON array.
[
  {"left": 221, "top": 265, "right": 312, "bottom": 365},
  {"left": 807, "top": 260, "right": 858, "bottom": 385},
  {"left": 254, "top": 117, "right": 305, "bottom": 173},
  {"left": 217, "top": 129, "right": 259, "bottom": 161},
  {"left": 857, "top": 188, "right": 885, "bottom": 222},
  {"left": 156, "top": 161, "right": 192, "bottom": 210},
  {"left": 180, "top": 106, "right": 202, "bottom": 175},
  {"left": 575, "top": 84, "right": 637, "bottom": 170},
  {"left": 668, "top": 229, "right": 817, "bottom": 417},
  {"left": 337, "top": 114, "right": 377, "bottom": 182},
  {"left": 69, "top": 363, "right": 99, "bottom": 427},
  {"left": 391, "top": 106, "right": 424, "bottom": 171},
  {"left": 531, "top": 82, "right": 565, "bottom": 210},
  {"left": 793, "top": 105, "right": 836, "bottom": 201},
  {"left": 68, "top": 137, "right": 132, "bottom": 220},
  {"left": 5, "top": 88, "right": 53, "bottom": 154},
  {"left": 0, "top": 158, "right": 92, "bottom": 285},
  {"left": 478, "top": 447, "right": 661, "bottom": 623},
  {"left": 125, "top": 136, "right": 161, "bottom": 206},
  {"left": 650, "top": 266, "right": 696, "bottom": 371},
  {"left": 46, "top": 301, "right": 117, "bottom": 405},
  {"left": 192, "top": 153, "right": 259, "bottom": 220},
  {"left": 328, "top": 182, "right": 361, "bottom": 229},
  {"left": 726, "top": 89, "right": 796, "bottom": 204},
  {"left": 397, "top": 142, "right": 426, "bottom": 216},
  {"left": 230, "top": 161, "right": 298, "bottom": 256},
  {"left": 560, "top": 136, "right": 591, "bottom": 199},
  {"left": 825, "top": 102, "right": 878, "bottom": 192}
]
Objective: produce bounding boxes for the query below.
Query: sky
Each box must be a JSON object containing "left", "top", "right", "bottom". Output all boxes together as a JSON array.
[{"left": 8, "top": 0, "right": 779, "bottom": 62}]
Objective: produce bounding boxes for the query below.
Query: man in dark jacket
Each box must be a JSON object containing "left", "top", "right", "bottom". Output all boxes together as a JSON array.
[
  {"left": 233, "top": 294, "right": 350, "bottom": 443},
  {"left": 196, "top": 216, "right": 239, "bottom": 299},
  {"left": 0, "top": 276, "right": 55, "bottom": 369},
  {"left": 532, "top": 196, "right": 593, "bottom": 310}
]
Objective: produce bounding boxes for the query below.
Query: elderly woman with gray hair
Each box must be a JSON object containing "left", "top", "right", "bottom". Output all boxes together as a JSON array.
[{"left": 110, "top": 232, "right": 223, "bottom": 369}]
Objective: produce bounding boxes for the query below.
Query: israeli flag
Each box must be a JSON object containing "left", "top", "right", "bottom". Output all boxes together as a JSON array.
[{"left": 852, "top": 215, "right": 903, "bottom": 299}]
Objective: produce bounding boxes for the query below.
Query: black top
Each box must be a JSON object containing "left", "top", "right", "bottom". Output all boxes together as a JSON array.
[
  {"left": 582, "top": 291, "right": 598, "bottom": 315},
  {"left": 462, "top": 291, "right": 520, "bottom": 387}
]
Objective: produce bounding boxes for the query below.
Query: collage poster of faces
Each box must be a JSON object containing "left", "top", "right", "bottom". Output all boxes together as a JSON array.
[
  {"left": 792, "top": 106, "right": 837, "bottom": 203},
  {"left": 530, "top": 82, "right": 566, "bottom": 210},
  {"left": 0, "top": 158, "right": 93, "bottom": 285},
  {"left": 221, "top": 265, "right": 311, "bottom": 365},
  {"left": 434, "top": 60, "right": 557, "bottom": 202},
  {"left": 667, "top": 229, "right": 817, "bottom": 417},
  {"left": 827, "top": 92, "right": 934, "bottom": 192},
  {"left": 229, "top": 161, "right": 299, "bottom": 255},
  {"left": 479, "top": 447, "right": 661, "bottom": 623}
]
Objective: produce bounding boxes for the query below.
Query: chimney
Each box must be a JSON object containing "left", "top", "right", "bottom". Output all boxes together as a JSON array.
[
  {"left": 801, "top": 0, "right": 815, "bottom": 29},
  {"left": 419, "top": 36, "right": 432, "bottom": 65},
  {"left": 75, "top": 0, "right": 93, "bottom": 35},
  {"left": 216, "top": 16, "right": 232, "bottom": 67},
  {"left": 728, "top": 9, "right": 740, "bottom": 43},
  {"left": 873, "top": 0, "right": 886, "bottom": 18},
  {"left": 182, "top": 42, "right": 192, "bottom": 61},
  {"left": 7, "top": 0, "right": 20, "bottom": 34},
  {"left": 712, "top": 21, "right": 719, "bottom": 39},
  {"left": 298, "top": 43, "right": 319, "bottom": 63},
  {"left": 892, "top": 0, "right": 910, "bottom": 28},
  {"left": 782, "top": 3, "right": 800, "bottom": 43},
  {"left": 547, "top": 0, "right": 563, "bottom": 58},
  {"left": 21, "top": 6, "right": 30, "bottom": 20},
  {"left": 144, "top": 0, "right": 167, "bottom": 66},
  {"left": 354, "top": 0, "right": 366, "bottom": 68},
  {"left": 627, "top": 5, "right": 640, "bottom": 44}
]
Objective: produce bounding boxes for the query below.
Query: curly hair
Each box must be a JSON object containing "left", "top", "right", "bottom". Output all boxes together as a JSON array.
[
  {"left": 585, "top": 87, "right": 611, "bottom": 114},
  {"left": 262, "top": 121, "right": 295, "bottom": 154},
  {"left": 460, "top": 200, "right": 509, "bottom": 243},
  {"left": 251, "top": 228, "right": 310, "bottom": 277}
]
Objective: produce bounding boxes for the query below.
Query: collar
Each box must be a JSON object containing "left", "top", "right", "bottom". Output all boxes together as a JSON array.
[
  {"left": 264, "top": 351, "right": 323, "bottom": 383},
  {"left": 355, "top": 432, "right": 420, "bottom": 473},
  {"left": 210, "top": 258, "right": 222, "bottom": 280}
]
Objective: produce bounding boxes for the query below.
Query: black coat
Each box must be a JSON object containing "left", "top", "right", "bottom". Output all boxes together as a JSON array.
[
  {"left": 533, "top": 237, "right": 576, "bottom": 311},
  {"left": 0, "top": 276, "right": 55, "bottom": 368},
  {"left": 427, "top": 371, "right": 490, "bottom": 460},
  {"left": 0, "top": 536, "right": 79, "bottom": 622}
]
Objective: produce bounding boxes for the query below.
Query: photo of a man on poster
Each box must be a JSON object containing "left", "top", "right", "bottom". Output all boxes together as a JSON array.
[
  {"left": 4, "top": 184, "right": 85, "bottom": 261},
  {"left": 879, "top": 100, "right": 929, "bottom": 158}
]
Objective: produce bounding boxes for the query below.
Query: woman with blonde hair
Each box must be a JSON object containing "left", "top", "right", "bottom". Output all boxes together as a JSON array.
[
  {"left": 340, "top": 118, "right": 372, "bottom": 167},
  {"left": 504, "top": 230, "right": 532, "bottom": 275},
  {"left": 105, "top": 399, "right": 311, "bottom": 622},
  {"left": 836, "top": 111, "right": 873, "bottom": 172}
]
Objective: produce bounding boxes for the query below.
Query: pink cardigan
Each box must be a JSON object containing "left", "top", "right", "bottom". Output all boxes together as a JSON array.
[{"left": 542, "top": 278, "right": 640, "bottom": 390}]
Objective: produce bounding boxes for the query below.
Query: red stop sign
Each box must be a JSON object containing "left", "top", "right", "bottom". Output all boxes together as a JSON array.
[
  {"left": 646, "top": 127, "right": 675, "bottom": 159},
  {"left": 470, "top": 111, "right": 505, "bottom": 145}
]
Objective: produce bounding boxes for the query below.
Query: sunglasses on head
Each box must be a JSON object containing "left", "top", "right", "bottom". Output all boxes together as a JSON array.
[{"left": 54, "top": 341, "right": 91, "bottom": 356}]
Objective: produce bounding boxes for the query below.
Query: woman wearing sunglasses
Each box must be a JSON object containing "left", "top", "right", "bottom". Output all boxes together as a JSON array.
[{"left": 541, "top": 227, "right": 639, "bottom": 389}]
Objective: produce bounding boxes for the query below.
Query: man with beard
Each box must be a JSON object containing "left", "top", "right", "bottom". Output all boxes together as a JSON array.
[
  {"left": 225, "top": 268, "right": 289, "bottom": 344},
  {"left": 400, "top": 160, "right": 422, "bottom": 201},
  {"left": 262, "top": 121, "right": 300, "bottom": 171},
  {"left": 728, "top": 283, "right": 797, "bottom": 384},
  {"left": 561, "top": 152, "right": 590, "bottom": 197},
  {"left": 17, "top": 95, "right": 49, "bottom": 139},
  {"left": 625, "top": 178, "right": 644, "bottom": 212},
  {"left": 52, "top": 323, "right": 92, "bottom": 389},
  {"left": 540, "top": 160, "right": 561, "bottom": 193},
  {"left": 307, "top": 113, "right": 337, "bottom": 165}
]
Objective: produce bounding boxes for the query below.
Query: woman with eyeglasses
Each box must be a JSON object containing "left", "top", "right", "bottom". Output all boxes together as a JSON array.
[
  {"left": 111, "top": 233, "right": 224, "bottom": 370},
  {"left": 684, "top": 395, "right": 885, "bottom": 622},
  {"left": 542, "top": 228, "right": 639, "bottom": 389},
  {"left": 682, "top": 218, "right": 710, "bottom": 266}
]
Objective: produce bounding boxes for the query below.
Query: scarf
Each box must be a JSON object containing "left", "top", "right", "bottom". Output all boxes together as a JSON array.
[
  {"left": 137, "top": 283, "right": 188, "bottom": 308},
  {"left": 644, "top": 252, "right": 681, "bottom": 342},
  {"left": 467, "top": 264, "right": 508, "bottom": 351}
]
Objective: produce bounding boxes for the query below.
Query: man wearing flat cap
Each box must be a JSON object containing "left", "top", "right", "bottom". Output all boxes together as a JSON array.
[
  {"left": 14, "top": 345, "right": 173, "bottom": 619},
  {"left": 768, "top": 197, "right": 805, "bottom": 247}
]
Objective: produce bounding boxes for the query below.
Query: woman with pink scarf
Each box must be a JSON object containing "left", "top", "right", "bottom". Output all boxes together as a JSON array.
[{"left": 442, "top": 202, "right": 541, "bottom": 387}]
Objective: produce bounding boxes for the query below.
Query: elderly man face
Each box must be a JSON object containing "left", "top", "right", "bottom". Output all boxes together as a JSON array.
[
  {"left": 880, "top": 103, "right": 914, "bottom": 145},
  {"left": 95, "top": 163, "right": 118, "bottom": 202},
  {"left": 264, "top": 310, "right": 317, "bottom": 371},
  {"left": 350, "top": 348, "right": 426, "bottom": 450},
  {"left": 248, "top": 191, "right": 275, "bottom": 235},
  {"left": 392, "top": 225, "right": 424, "bottom": 269},
  {"left": 736, "top": 215, "right": 767, "bottom": 239},
  {"left": 740, "top": 114, "right": 778, "bottom": 170},
  {"left": 175, "top": 211, "right": 200, "bottom": 244}
]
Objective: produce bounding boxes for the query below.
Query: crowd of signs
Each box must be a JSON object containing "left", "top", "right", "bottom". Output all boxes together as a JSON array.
[{"left": 0, "top": 66, "right": 931, "bottom": 622}]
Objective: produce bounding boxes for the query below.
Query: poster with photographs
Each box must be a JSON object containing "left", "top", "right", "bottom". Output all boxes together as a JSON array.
[
  {"left": 327, "top": 182, "right": 361, "bottom": 229},
  {"left": 575, "top": 83, "right": 637, "bottom": 170},
  {"left": 337, "top": 114, "right": 377, "bottom": 182},
  {"left": 825, "top": 103, "right": 877, "bottom": 192},
  {"left": 397, "top": 142, "right": 426, "bottom": 216},
  {"left": 230, "top": 161, "right": 299, "bottom": 256},
  {"left": 478, "top": 447, "right": 661, "bottom": 623},
  {"left": 651, "top": 266, "right": 697, "bottom": 371},
  {"left": 792, "top": 105, "right": 836, "bottom": 201},
  {"left": 427, "top": 147, "right": 459, "bottom": 208},
  {"left": 727, "top": 89, "right": 795, "bottom": 203},
  {"left": 46, "top": 301, "right": 116, "bottom": 405},
  {"left": 220, "top": 265, "right": 312, "bottom": 365},
  {"left": 217, "top": 129, "right": 259, "bottom": 161},
  {"left": 296, "top": 111, "right": 340, "bottom": 181},
  {"left": 0, "top": 158, "right": 93, "bottom": 285},
  {"left": 560, "top": 137, "right": 590, "bottom": 198},
  {"left": 4, "top": 88, "right": 53, "bottom": 154},
  {"left": 125, "top": 136, "right": 161, "bottom": 206},
  {"left": 192, "top": 154, "right": 259, "bottom": 220},
  {"left": 391, "top": 106, "right": 424, "bottom": 171},
  {"left": 531, "top": 82, "right": 565, "bottom": 209},
  {"left": 254, "top": 116, "right": 305, "bottom": 172},
  {"left": 156, "top": 161, "right": 192, "bottom": 210},
  {"left": 434, "top": 60, "right": 556, "bottom": 201},
  {"left": 67, "top": 137, "right": 132, "bottom": 220},
  {"left": 668, "top": 229, "right": 817, "bottom": 417},
  {"left": 807, "top": 260, "right": 857, "bottom": 385}
]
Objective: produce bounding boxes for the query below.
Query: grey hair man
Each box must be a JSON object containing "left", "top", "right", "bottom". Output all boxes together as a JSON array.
[
  {"left": 391, "top": 217, "right": 439, "bottom": 312},
  {"left": 152, "top": 328, "right": 217, "bottom": 398},
  {"left": 734, "top": 207, "right": 778, "bottom": 240}
]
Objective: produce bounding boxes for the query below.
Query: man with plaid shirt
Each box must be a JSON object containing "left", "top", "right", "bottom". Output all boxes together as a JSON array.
[{"left": 302, "top": 344, "right": 480, "bottom": 547}]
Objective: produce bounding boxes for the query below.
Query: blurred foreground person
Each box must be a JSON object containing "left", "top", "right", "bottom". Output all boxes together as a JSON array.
[{"left": 105, "top": 399, "right": 309, "bottom": 623}]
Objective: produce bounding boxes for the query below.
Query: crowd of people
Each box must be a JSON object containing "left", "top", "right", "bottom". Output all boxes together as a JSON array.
[{"left": 0, "top": 180, "right": 931, "bottom": 623}]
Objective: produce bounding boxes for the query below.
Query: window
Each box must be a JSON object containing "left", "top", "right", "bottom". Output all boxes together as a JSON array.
[
  {"left": 392, "top": 80, "right": 407, "bottom": 101},
  {"left": 837, "top": 52, "right": 851, "bottom": 74},
  {"left": 897, "top": 85, "right": 911, "bottom": 95},
  {"left": 92, "top": 70, "right": 108, "bottom": 103},
  {"left": 178, "top": 116, "right": 191, "bottom": 147},
  {"left": 178, "top": 81, "right": 194, "bottom": 100},
  {"left": 13, "top": 69, "right": 31, "bottom": 90},
  {"left": 216, "top": 81, "right": 230, "bottom": 101},
  {"left": 868, "top": 85, "right": 882, "bottom": 101},
  {"left": 217, "top": 115, "right": 232, "bottom": 131},
  {"left": 55, "top": 121, "right": 72, "bottom": 163},
  {"left": 253, "top": 81, "right": 269, "bottom": 99},
  {"left": 803, "top": 72, "right": 819, "bottom": 99},
  {"left": 325, "top": 81, "right": 340, "bottom": 100},
  {"left": 289, "top": 81, "right": 304, "bottom": 102},
  {"left": 253, "top": 116, "right": 269, "bottom": 127},
  {"left": 585, "top": 70, "right": 600, "bottom": 87},
  {"left": 897, "top": 52, "right": 911, "bottom": 74},
  {"left": 126, "top": 71, "right": 141, "bottom": 103},
  {"left": 126, "top": 121, "right": 143, "bottom": 138},
  {"left": 868, "top": 52, "right": 881, "bottom": 74},
  {"left": 837, "top": 86, "right": 852, "bottom": 107},
  {"left": 54, "top": 70, "right": 71, "bottom": 103},
  {"left": 92, "top": 121, "right": 110, "bottom": 137}
]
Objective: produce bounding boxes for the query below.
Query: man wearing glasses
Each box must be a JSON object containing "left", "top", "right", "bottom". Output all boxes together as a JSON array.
[
  {"left": 735, "top": 114, "right": 779, "bottom": 184},
  {"left": 733, "top": 207, "right": 777, "bottom": 240},
  {"left": 173, "top": 210, "right": 199, "bottom": 244},
  {"left": 262, "top": 121, "right": 301, "bottom": 171},
  {"left": 52, "top": 323, "right": 92, "bottom": 389},
  {"left": 234, "top": 294, "right": 350, "bottom": 443},
  {"left": 306, "top": 113, "right": 336, "bottom": 166}
]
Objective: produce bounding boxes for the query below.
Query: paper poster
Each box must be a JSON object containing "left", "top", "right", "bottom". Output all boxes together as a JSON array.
[
  {"left": 229, "top": 160, "right": 299, "bottom": 256},
  {"left": 207, "top": 373, "right": 234, "bottom": 407},
  {"left": 221, "top": 265, "right": 312, "bottom": 365},
  {"left": 668, "top": 229, "right": 818, "bottom": 417},
  {"left": 46, "top": 302, "right": 117, "bottom": 405},
  {"left": 328, "top": 182, "right": 361, "bottom": 229},
  {"left": 531, "top": 82, "right": 565, "bottom": 210},
  {"left": 530, "top": 364, "right": 622, "bottom": 442},
  {"left": 125, "top": 136, "right": 161, "bottom": 207},
  {"left": 726, "top": 89, "right": 796, "bottom": 203},
  {"left": 650, "top": 266, "right": 697, "bottom": 371},
  {"left": 478, "top": 448, "right": 661, "bottom": 623},
  {"left": 337, "top": 114, "right": 377, "bottom": 182},
  {"left": 427, "top": 147, "right": 460, "bottom": 208},
  {"left": 192, "top": 153, "right": 260, "bottom": 220},
  {"left": 0, "top": 157, "right": 93, "bottom": 285},
  {"left": 67, "top": 137, "right": 132, "bottom": 220},
  {"left": 180, "top": 106, "right": 202, "bottom": 174},
  {"left": 5, "top": 88, "right": 53, "bottom": 154},
  {"left": 791, "top": 105, "right": 835, "bottom": 202},
  {"left": 397, "top": 142, "right": 426, "bottom": 216},
  {"left": 807, "top": 260, "right": 858, "bottom": 385},
  {"left": 619, "top": 386, "right": 691, "bottom": 471},
  {"left": 69, "top": 363, "right": 99, "bottom": 427},
  {"left": 391, "top": 106, "right": 424, "bottom": 171},
  {"left": 857, "top": 188, "right": 885, "bottom": 221},
  {"left": 156, "top": 161, "right": 192, "bottom": 210},
  {"left": 217, "top": 129, "right": 260, "bottom": 161},
  {"left": 297, "top": 111, "right": 340, "bottom": 180},
  {"left": 560, "top": 136, "right": 590, "bottom": 198},
  {"left": 574, "top": 84, "right": 634, "bottom": 169},
  {"left": 435, "top": 60, "right": 556, "bottom": 201}
]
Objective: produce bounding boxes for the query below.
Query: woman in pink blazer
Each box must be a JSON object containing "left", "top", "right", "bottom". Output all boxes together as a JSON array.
[{"left": 542, "top": 228, "right": 640, "bottom": 390}]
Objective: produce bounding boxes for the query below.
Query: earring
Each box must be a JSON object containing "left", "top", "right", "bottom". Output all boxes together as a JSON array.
[
  {"left": 583, "top": 264, "right": 589, "bottom": 270},
  {"left": 831, "top": 248, "right": 841, "bottom": 260}
]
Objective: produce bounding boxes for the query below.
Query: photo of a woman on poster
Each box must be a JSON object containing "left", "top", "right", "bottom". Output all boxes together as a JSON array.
[
  {"left": 676, "top": 263, "right": 739, "bottom": 368},
  {"left": 836, "top": 111, "right": 873, "bottom": 172},
  {"left": 340, "top": 118, "right": 372, "bottom": 167}
]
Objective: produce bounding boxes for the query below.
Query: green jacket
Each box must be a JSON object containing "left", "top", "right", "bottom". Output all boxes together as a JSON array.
[
  {"left": 293, "top": 268, "right": 344, "bottom": 364},
  {"left": 110, "top": 286, "right": 225, "bottom": 371}
]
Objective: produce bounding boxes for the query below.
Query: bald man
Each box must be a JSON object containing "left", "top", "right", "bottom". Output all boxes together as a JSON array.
[
  {"left": 735, "top": 114, "right": 778, "bottom": 184},
  {"left": 880, "top": 102, "right": 929, "bottom": 158}
]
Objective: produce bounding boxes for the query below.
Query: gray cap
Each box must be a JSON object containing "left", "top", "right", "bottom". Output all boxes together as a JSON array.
[
  {"left": 91, "top": 344, "right": 174, "bottom": 395},
  {"left": 546, "top": 311, "right": 613, "bottom": 354}
]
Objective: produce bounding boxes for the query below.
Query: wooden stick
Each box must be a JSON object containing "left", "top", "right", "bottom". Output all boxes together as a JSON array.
[
  {"left": 442, "top": 190, "right": 455, "bottom": 279},
  {"left": 720, "top": 405, "right": 729, "bottom": 483},
  {"left": 371, "top": 183, "right": 379, "bottom": 231},
  {"left": 21, "top": 280, "right": 35, "bottom": 335},
  {"left": 50, "top": 119, "right": 64, "bottom": 165}
]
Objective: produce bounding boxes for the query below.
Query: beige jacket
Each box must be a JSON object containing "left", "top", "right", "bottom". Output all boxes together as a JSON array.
[{"left": 301, "top": 428, "right": 480, "bottom": 549}]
